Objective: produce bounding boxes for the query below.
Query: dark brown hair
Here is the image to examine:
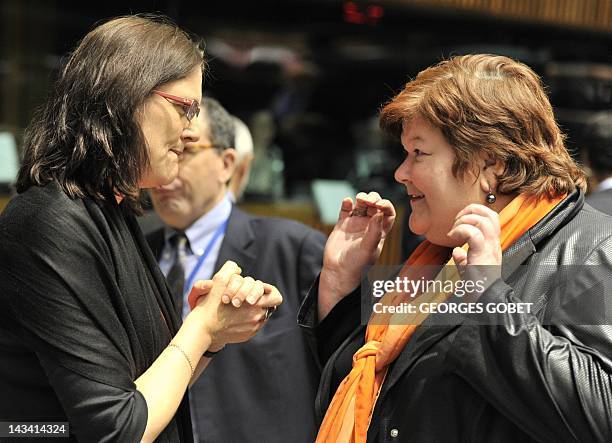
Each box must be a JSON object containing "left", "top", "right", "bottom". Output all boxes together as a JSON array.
[
  {"left": 380, "top": 54, "right": 586, "bottom": 199},
  {"left": 17, "top": 14, "right": 205, "bottom": 213}
]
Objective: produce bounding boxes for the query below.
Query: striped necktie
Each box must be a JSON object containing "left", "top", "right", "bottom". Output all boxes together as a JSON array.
[{"left": 166, "top": 231, "right": 189, "bottom": 317}]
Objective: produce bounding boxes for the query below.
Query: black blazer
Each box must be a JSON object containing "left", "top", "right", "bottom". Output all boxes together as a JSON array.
[
  {"left": 148, "top": 206, "right": 326, "bottom": 443},
  {"left": 0, "top": 183, "right": 191, "bottom": 442},
  {"left": 299, "top": 191, "right": 612, "bottom": 443}
]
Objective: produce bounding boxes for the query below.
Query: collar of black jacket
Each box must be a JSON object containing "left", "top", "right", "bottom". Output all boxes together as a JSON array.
[{"left": 501, "top": 189, "right": 583, "bottom": 281}]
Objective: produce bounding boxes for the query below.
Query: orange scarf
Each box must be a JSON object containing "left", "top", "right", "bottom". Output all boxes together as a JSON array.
[{"left": 315, "top": 194, "right": 565, "bottom": 443}]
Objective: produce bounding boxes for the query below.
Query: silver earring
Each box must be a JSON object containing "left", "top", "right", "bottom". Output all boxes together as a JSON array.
[{"left": 486, "top": 191, "right": 496, "bottom": 204}]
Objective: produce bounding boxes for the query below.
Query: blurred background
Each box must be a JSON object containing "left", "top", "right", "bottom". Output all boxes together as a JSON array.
[{"left": 1, "top": 0, "right": 611, "bottom": 262}]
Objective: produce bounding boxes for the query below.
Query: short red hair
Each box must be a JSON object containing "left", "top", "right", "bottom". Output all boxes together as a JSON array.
[{"left": 380, "top": 54, "right": 586, "bottom": 199}]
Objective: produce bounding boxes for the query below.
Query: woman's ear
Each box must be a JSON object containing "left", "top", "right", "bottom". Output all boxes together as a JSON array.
[{"left": 479, "top": 155, "right": 505, "bottom": 193}]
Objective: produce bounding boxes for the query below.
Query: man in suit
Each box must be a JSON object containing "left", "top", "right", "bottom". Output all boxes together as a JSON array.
[
  {"left": 584, "top": 112, "right": 612, "bottom": 214},
  {"left": 148, "top": 97, "right": 325, "bottom": 443}
]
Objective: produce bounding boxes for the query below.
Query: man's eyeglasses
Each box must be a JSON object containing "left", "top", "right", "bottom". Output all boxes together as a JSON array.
[
  {"left": 181, "top": 143, "right": 228, "bottom": 159},
  {"left": 153, "top": 90, "right": 200, "bottom": 122}
]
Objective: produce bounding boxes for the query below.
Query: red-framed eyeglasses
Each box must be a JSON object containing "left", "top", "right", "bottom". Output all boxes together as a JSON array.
[{"left": 153, "top": 90, "right": 200, "bottom": 122}]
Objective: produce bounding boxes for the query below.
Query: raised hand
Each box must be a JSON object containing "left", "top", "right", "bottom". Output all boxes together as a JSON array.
[
  {"left": 318, "top": 191, "right": 396, "bottom": 319},
  {"left": 447, "top": 203, "right": 502, "bottom": 292}
]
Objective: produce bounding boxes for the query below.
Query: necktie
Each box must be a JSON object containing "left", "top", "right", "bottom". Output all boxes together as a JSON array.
[{"left": 166, "top": 231, "right": 188, "bottom": 317}]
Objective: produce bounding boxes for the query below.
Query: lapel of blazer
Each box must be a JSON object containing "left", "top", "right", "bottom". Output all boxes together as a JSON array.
[
  {"left": 146, "top": 228, "right": 166, "bottom": 261},
  {"left": 127, "top": 215, "right": 181, "bottom": 334},
  {"left": 213, "top": 206, "right": 257, "bottom": 277}
]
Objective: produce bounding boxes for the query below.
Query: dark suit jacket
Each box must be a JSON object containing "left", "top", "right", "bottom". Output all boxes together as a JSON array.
[
  {"left": 148, "top": 206, "right": 326, "bottom": 443},
  {"left": 299, "top": 191, "right": 612, "bottom": 442}
]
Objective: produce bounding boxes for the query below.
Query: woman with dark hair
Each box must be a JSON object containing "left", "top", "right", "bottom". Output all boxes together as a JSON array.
[
  {"left": 300, "top": 54, "right": 612, "bottom": 442},
  {"left": 0, "top": 15, "right": 281, "bottom": 442}
]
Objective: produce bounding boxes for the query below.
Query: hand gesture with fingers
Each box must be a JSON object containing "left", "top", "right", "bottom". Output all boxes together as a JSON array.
[{"left": 321, "top": 191, "right": 396, "bottom": 300}]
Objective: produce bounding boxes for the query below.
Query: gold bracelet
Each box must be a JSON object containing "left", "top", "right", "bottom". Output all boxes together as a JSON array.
[{"left": 168, "top": 343, "right": 195, "bottom": 376}]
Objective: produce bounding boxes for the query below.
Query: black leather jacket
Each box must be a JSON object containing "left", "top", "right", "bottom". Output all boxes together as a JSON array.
[{"left": 299, "top": 190, "right": 612, "bottom": 442}]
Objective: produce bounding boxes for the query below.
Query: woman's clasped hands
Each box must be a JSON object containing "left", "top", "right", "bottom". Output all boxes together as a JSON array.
[{"left": 187, "top": 260, "right": 283, "bottom": 351}]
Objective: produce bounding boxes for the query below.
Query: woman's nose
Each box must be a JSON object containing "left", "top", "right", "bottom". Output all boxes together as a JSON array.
[
  {"left": 394, "top": 158, "right": 412, "bottom": 184},
  {"left": 181, "top": 120, "right": 200, "bottom": 144}
]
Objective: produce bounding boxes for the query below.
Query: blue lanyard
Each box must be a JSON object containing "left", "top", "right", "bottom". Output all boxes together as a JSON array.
[{"left": 183, "top": 218, "right": 229, "bottom": 296}]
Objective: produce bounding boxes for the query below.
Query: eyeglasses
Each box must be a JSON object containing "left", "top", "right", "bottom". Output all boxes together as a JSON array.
[
  {"left": 181, "top": 143, "right": 228, "bottom": 159},
  {"left": 153, "top": 90, "right": 200, "bottom": 122}
]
